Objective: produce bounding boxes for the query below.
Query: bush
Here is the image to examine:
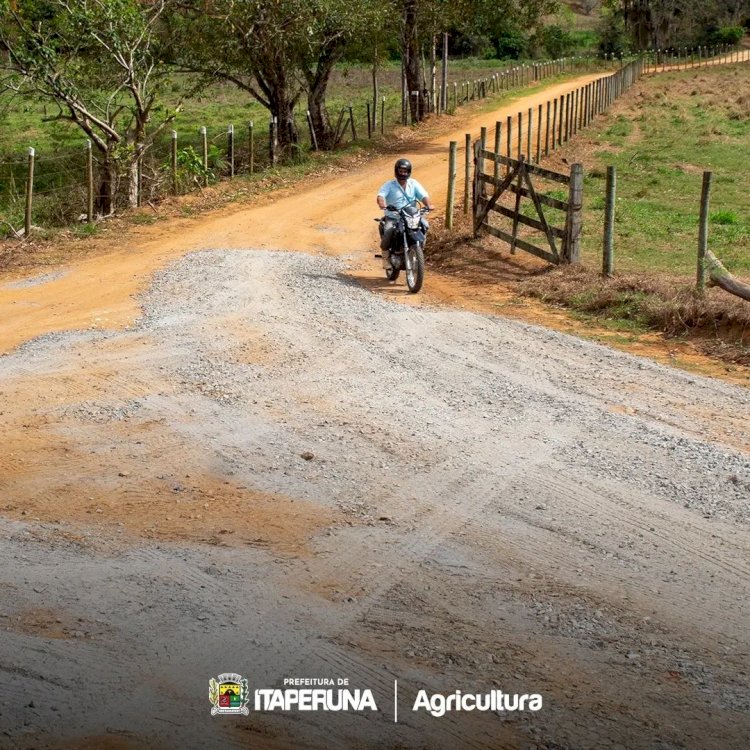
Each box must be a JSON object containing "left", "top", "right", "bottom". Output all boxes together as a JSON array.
[
  {"left": 597, "top": 9, "right": 627, "bottom": 57},
  {"left": 705, "top": 26, "right": 745, "bottom": 46},
  {"left": 536, "top": 25, "right": 576, "bottom": 59},
  {"left": 494, "top": 28, "right": 528, "bottom": 60},
  {"left": 453, "top": 34, "right": 496, "bottom": 60}
]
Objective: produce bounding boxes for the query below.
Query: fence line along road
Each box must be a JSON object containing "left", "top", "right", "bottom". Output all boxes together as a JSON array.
[{"left": 2, "top": 44, "right": 745, "bottom": 238}]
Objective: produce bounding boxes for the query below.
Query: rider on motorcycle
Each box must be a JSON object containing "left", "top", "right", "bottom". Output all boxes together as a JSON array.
[{"left": 377, "top": 158, "right": 434, "bottom": 272}]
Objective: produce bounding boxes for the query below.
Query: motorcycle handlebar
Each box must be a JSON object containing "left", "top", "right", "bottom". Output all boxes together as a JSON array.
[{"left": 383, "top": 205, "right": 432, "bottom": 213}]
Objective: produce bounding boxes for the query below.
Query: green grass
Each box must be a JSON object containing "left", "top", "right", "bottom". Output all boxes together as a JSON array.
[
  {"left": 0, "top": 55, "right": 609, "bottom": 231},
  {"left": 0, "top": 59, "right": 581, "bottom": 160},
  {"left": 579, "top": 64, "right": 750, "bottom": 278}
]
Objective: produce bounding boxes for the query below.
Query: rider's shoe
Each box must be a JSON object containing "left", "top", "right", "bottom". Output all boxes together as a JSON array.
[{"left": 382, "top": 249, "right": 392, "bottom": 271}]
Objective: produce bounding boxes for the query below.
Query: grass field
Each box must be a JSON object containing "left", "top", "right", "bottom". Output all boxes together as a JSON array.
[
  {"left": 535, "top": 62, "right": 750, "bottom": 357},
  {"left": 428, "top": 60, "right": 750, "bottom": 360},
  {"left": 0, "top": 58, "right": 601, "bottom": 157},
  {"left": 0, "top": 55, "right": 605, "bottom": 232},
  {"left": 577, "top": 63, "right": 750, "bottom": 276}
]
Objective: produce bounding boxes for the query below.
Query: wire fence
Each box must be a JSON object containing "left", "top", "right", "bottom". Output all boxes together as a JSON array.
[{"left": 0, "top": 45, "right": 741, "bottom": 238}]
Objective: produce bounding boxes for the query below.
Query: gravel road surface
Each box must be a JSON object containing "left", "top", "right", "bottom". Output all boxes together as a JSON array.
[{"left": 1, "top": 247, "right": 749, "bottom": 750}]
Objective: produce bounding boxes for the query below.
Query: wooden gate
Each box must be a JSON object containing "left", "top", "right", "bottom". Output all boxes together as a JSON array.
[{"left": 472, "top": 145, "right": 583, "bottom": 265}]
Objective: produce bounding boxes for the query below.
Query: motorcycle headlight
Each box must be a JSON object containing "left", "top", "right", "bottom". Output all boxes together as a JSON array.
[{"left": 405, "top": 215, "right": 421, "bottom": 229}]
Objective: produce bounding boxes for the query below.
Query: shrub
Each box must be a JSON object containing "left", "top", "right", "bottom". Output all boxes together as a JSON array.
[
  {"left": 705, "top": 26, "right": 745, "bottom": 46},
  {"left": 711, "top": 210, "right": 738, "bottom": 225},
  {"left": 536, "top": 25, "right": 576, "bottom": 59},
  {"left": 494, "top": 28, "right": 528, "bottom": 60}
]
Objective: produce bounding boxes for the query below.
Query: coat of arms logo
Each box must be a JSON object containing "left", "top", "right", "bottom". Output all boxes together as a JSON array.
[{"left": 209, "top": 673, "right": 250, "bottom": 716}]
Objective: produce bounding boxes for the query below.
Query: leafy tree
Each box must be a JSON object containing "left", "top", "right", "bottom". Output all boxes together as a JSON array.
[
  {"left": 168, "top": 0, "right": 381, "bottom": 151},
  {"left": 0, "top": 0, "right": 182, "bottom": 213},
  {"left": 166, "top": 1, "right": 305, "bottom": 151},
  {"left": 705, "top": 24, "right": 745, "bottom": 44},
  {"left": 458, "top": 0, "right": 559, "bottom": 57},
  {"left": 597, "top": 4, "right": 629, "bottom": 55},
  {"left": 395, "top": 0, "right": 558, "bottom": 122},
  {"left": 298, "top": 0, "right": 383, "bottom": 149},
  {"left": 493, "top": 26, "right": 529, "bottom": 58},
  {"left": 534, "top": 24, "right": 576, "bottom": 58},
  {"left": 604, "top": 0, "right": 750, "bottom": 49}
]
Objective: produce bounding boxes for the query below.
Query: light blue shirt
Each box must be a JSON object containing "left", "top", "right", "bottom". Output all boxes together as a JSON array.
[{"left": 378, "top": 178, "right": 429, "bottom": 216}]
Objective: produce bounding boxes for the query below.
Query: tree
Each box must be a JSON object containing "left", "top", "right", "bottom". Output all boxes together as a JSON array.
[
  {"left": 169, "top": 0, "right": 380, "bottom": 152},
  {"left": 0, "top": 0, "right": 181, "bottom": 213},
  {"left": 398, "top": 0, "right": 559, "bottom": 123},
  {"left": 604, "top": 0, "right": 750, "bottom": 49},
  {"left": 166, "top": 1, "right": 304, "bottom": 151},
  {"left": 297, "top": 0, "right": 383, "bottom": 149}
]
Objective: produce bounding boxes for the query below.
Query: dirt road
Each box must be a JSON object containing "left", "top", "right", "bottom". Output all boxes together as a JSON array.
[{"left": 1, "top": 74, "right": 749, "bottom": 750}]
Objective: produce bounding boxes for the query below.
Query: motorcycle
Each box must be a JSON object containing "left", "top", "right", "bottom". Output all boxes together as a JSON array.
[{"left": 375, "top": 202, "right": 430, "bottom": 293}]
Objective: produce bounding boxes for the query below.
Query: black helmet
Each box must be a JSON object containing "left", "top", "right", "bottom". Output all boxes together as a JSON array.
[{"left": 394, "top": 158, "right": 412, "bottom": 179}]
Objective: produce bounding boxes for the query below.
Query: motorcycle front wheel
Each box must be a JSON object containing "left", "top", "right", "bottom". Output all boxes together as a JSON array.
[{"left": 405, "top": 243, "right": 425, "bottom": 293}]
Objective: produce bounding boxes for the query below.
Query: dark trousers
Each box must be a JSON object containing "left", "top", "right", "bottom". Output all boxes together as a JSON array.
[{"left": 380, "top": 217, "right": 398, "bottom": 251}]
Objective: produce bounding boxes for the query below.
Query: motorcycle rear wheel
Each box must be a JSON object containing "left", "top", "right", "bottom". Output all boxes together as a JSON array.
[
  {"left": 405, "top": 243, "right": 425, "bottom": 293},
  {"left": 385, "top": 266, "right": 400, "bottom": 282}
]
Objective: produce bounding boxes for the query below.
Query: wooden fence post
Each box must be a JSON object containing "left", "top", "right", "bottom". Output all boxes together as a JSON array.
[
  {"left": 306, "top": 111, "right": 318, "bottom": 151},
  {"left": 536, "top": 104, "right": 542, "bottom": 163},
  {"left": 544, "top": 99, "right": 557, "bottom": 156},
  {"left": 348, "top": 105, "right": 356, "bottom": 140},
  {"left": 227, "top": 124, "right": 234, "bottom": 178},
  {"left": 479, "top": 126, "right": 487, "bottom": 197},
  {"left": 558, "top": 95, "right": 564, "bottom": 145},
  {"left": 86, "top": 140, "right": 94, "bottom": 223},
  {"left": 472, "top": 139, "right": 481, "bottom": 236},
  {"left": 506, "top": 115, "right": 512, "bottom": 173},
  {"left": 697, "top": 171, "right": 713, "bottom": 292},
  {"left": 493, "top": 121, "right": 502, "bottom": 181},
  {"left": 446, "top": 141, "right": 457, "bottom": 230},
  {"left": 527, "top": 106, "right": 533, "bottom": 160},
  {"left": 270, "top": 117, "right": 278, "bottom": 166},
  {"left": 517, "top": 111, "right": 522, "bottom": 159},
  {"left": 24, "top": 147, "right": 34, "bottom": 236},
  {"left": 565, "top": 163, "right": 584, "bottom": 264},
  {"left": 463, "top": 132, "right": 471, "bottom": 214},
  {"left": 510, "top": 156, "right": 524, "bottom": 254},
  {"left": 441, "top": 32, "right": 449, "bottom": 114},
  {"left": 366, "top": 102, "right": 372, "bottom": 138},
  {"left": 171, "top": 130, "right": 178, "bottom": 195},
  {"left": 603, "top": 165, "right": 616, "bottom": 276},
  {"left": 381, "top": 97, "right": 385, "bottom": 134},
  {"left": 201, "top": 126, "right": 208, "bottom": 184},
  {"left": 248, "top": 122, "right": 254, "bottom": 174}
]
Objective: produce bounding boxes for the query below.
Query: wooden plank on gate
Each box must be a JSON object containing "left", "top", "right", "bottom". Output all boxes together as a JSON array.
[
  {"left": 473, "top": 161, "right": 520, "bottom": 232},
  {"left": 481, "top": 224, "right": 559, "bottom": 264},
  {"left": 522, "top": 165, "right": 560, "bottom": 260},
  {"left": 480, "top": 149, "right": 570, "bottom": 184},
  {"left": 510, "top": 157, "right": 525, "bottom": 254},
  {"left": 488, "top": 204, "right": 566, "bottom": 238},
  {"left": 481, "top": 175, "right": 568, "bottom": 211}
]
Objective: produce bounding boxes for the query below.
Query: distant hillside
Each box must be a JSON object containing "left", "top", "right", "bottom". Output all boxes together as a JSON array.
[{"left": 562, "top": 0, "right": 602, "bottom": 29}]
